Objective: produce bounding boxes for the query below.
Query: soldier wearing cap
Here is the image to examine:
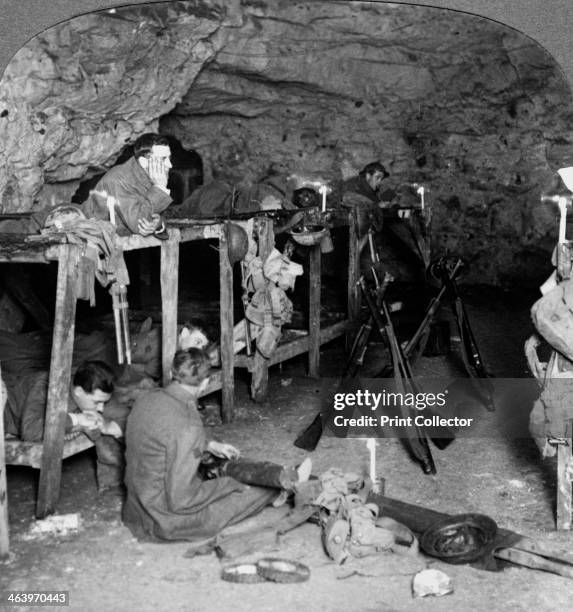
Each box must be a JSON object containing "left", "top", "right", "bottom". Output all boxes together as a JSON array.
[{"left": 342, "top": 161, "right": 391, "bottom": 205}]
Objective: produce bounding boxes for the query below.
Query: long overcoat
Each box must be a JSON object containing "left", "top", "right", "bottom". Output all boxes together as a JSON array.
[{"left": 123, "top": 382, "right": 275, "bottom": 541}]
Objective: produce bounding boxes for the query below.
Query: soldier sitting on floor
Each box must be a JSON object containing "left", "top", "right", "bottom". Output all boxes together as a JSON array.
[{"left": 123, "top": 347, "right": 311, "bottom": 542}]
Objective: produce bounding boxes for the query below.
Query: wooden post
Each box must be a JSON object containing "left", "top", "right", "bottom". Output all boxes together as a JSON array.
[
  {"left": 308, "top": 243, "right": 321, "bottom": 378},
  {"left": 0, "top": 363, "right": 9, "bottom": 558},
  {"left": 219, "top": 226, "right": 235, "bottom": 422},
  {"left": 36, "top": 245, "right": 79, "bottom": 518},
  {"left": 160, "top": 239, "right": 179, "bottom": 388},
  {"left": 557, "top": 419, "right": 573, "bottom": 530},
  {"left": 346, "top": 210, "right": 360, "bottom": 348}
]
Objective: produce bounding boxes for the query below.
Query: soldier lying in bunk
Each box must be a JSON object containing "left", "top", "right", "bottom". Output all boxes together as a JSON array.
[
  {"left": 165, "top": 176, "right": 299, "bottom": 219},
  {"left": 83, "top": 133, "right": 172, "bottom": 240},
  {"left": 2, "top": 360, "right": 128, "bottom": 493}
]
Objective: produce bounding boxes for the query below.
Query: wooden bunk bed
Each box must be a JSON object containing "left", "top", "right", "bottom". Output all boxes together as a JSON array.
[{"left": 0, "top": 211, "right": 358, "bottom": 555}]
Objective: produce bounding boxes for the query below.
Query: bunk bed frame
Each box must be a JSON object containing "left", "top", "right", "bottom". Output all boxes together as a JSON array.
[{"left": 0, "top": 211, "right": 358, "bottom": 557}]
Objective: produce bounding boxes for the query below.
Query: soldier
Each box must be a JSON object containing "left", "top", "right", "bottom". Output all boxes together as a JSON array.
[
  {"left": 123, "top": 348, "right": 310, "bottom": 541},
  {"left": 3, "top": 360, "right": 127, "bottom": 493},
  {"left": 83, "top": 133, "right": 172, "bottom": 239}
]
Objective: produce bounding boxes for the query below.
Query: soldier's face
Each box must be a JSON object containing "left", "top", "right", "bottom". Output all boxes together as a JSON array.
[
  {"left": 140, "top": 145, "right": 172, "bottom": 178},
  {"left": 366, "top": 171, "right": 385, "bottom": 192},
  {"left": 74, "top": 388, "right": 112, "bottom": 413},
  {"left": 150, "top": 145, "right": 172, "bottom": 170}
]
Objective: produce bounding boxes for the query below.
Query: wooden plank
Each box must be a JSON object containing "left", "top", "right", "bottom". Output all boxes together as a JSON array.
[
  {"left": 495, "top": 547, "right": 573, "bottom": 579},
  {"left": 0, "top": 234, "right": 62, "bottom": 263},
  {"left": 0, "top": 252, "right": 51, "bottom": 264},
  {"left": 513, "top": 536, "right": 573, "bottom": 564},
  {"left": 4, "top": 436, "right": 94, "bottom": 469},
  {"left": 0, "top": 363, "right": 10, "bottom": 558},
  {"left": 219, "top": 225, "right": 235, "bottom": 422},
  {"left": 556, "top": 420, "right": 573, "bottom": 530},
  {"left": 118, "top": 229, "right": 179, "bottom": 252},
  {"left": 115, "top": 222, "right": 223, "bottom": 250},
  {"left": 308, "top": 244, "right": 321, "bottom": 377},
  {"left": 178, "top": 224, "right": 222, "bottom": 242},
  {"left": 160, "top": 239, "right": 179, "bottom": 387},
  {"left": 235, "top": 320, "right": 350, "bottom": 370},
  {"left": 36, "top": 245, "right": 79, "bottom": 518}
]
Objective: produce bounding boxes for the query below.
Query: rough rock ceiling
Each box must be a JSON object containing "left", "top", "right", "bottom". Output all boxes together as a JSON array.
[{"left": 1, "top": 0, "right": 572, "bottom": 285}]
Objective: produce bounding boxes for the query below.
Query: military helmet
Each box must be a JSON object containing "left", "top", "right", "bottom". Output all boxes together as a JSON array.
[
  {"left": 43, "top": 204, "right": 86, "bottom": 229},
  {"left": 224, "top": 222, "right": 249, "bottom": 264}
]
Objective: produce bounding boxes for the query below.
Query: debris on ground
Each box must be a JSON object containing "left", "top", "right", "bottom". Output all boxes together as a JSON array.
[
  {"left": 412, "top": 568, "right": 454, "bottom": 598},
  {"left": 22, "top": 513, "right": 81, "bottom": 539}
]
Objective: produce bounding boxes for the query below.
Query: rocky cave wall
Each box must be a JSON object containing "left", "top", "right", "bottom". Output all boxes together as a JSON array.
[{"left": 1, "top": 0, "right": 573, "bottom": 286}]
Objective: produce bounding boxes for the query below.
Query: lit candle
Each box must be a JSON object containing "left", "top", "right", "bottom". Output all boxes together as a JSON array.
[
  {"left": 417, "top": 185, "right": 425, "bottom": 211},
  {"left": 366, "top": 438, "right": 379, "bottom": 492},
  {"left": 558, "top": 196, "right": 568, "bottom": 244},
  {"left": 107, "top": 194, "right": 116, "bottom": 226}
]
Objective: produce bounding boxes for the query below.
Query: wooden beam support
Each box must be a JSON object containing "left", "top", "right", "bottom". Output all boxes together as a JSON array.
[
  {"left": 160, "top": 239, "right": 179, "bottom": 388},
  {"left": 219, "top": 226, "right": 235, "bottom": 422},
  {"left": 36, "top": 245, "right": 79, "bottom": 518},
  {"left": 308, "top": 244, "right": 321, "bottom": 378},
  {"left": 0, "top": 364, "right": 9, "bottom": 558},
  {"left": 556, "top": 420, "right": 573, "bottom": 530}
]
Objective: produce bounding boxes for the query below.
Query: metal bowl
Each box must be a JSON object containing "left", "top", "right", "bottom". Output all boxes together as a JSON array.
[
  {"left": 289, "top": 224, "right": 327, "bottom": 246},
  {"left": 420, "top": 513, "right": 498, "bottom": 564}
]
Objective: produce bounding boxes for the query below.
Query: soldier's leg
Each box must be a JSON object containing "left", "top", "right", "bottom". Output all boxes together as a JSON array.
[{"left": 95, "top": 435, "right": 125, "bottom": 493}]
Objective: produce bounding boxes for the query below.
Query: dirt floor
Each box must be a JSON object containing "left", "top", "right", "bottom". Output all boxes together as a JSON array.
[{"left": 3, "top": 283, "right": 573, "bottom": 612}]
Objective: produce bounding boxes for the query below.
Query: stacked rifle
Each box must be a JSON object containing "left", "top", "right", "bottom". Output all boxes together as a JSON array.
[{"left": 295, "top": 230, "right": 493, "bottom": 475}]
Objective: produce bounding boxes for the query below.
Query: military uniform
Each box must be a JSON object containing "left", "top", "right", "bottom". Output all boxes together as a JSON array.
[
  {"left": 123, "top": 382, "right": 275, "bottom": 541},
  {"left": 3, "top": 370, "right": 127, "bottom": 490},
  {"left": 83, "top": 157, "right": 171, "bottom": 235}
]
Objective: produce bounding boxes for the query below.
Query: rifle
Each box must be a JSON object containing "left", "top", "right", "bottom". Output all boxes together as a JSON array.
[
  {"left": 295, "top": 265, "right": 455, "bottom": 461},
  {"left": 294, "top": 264, "right": 392, "bottom": 452},
  {"left": 431, "top": 257, "right": 495, "bottom": 411},
  {"left": 294, "top": 269, "right": 390, "bottom": 452},
  {"left": 402, "top": 257, "right": 464, "bottom": 366},
  {"left": 343, "top": 270, "right": 393, "bottom": 378},
  {"left": 358, "top": 274, "right": 437, "bottom": 475}
]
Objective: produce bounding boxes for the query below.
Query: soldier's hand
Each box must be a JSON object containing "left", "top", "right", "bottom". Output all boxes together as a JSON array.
[
  {"left": 207, "top": 440, "right": 241, "bottom": 460},
  {"left": 138, "top": 214, "right": 161, "bottom": 236},
  {"left": 148, "top": 156, "right": 169, "bottom": 189},
  {"left": 99, "top": 419, "right": 123, "bottom": 438},
  {"left": 74, "top": 411, "right": 104, "bottom": 433}
]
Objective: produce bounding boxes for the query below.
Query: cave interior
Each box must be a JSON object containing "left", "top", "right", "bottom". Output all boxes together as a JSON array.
[
  {"left": 1, "top": 1, "right": 573, "bottom": 401},
  {"left": 4, "top": 4, "right": 573, "bottom": 603}
]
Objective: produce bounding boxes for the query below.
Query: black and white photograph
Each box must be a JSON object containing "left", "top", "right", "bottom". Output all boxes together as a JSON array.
[{"left": 1, "top": 1, "right": 573, "bottom": 610}]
